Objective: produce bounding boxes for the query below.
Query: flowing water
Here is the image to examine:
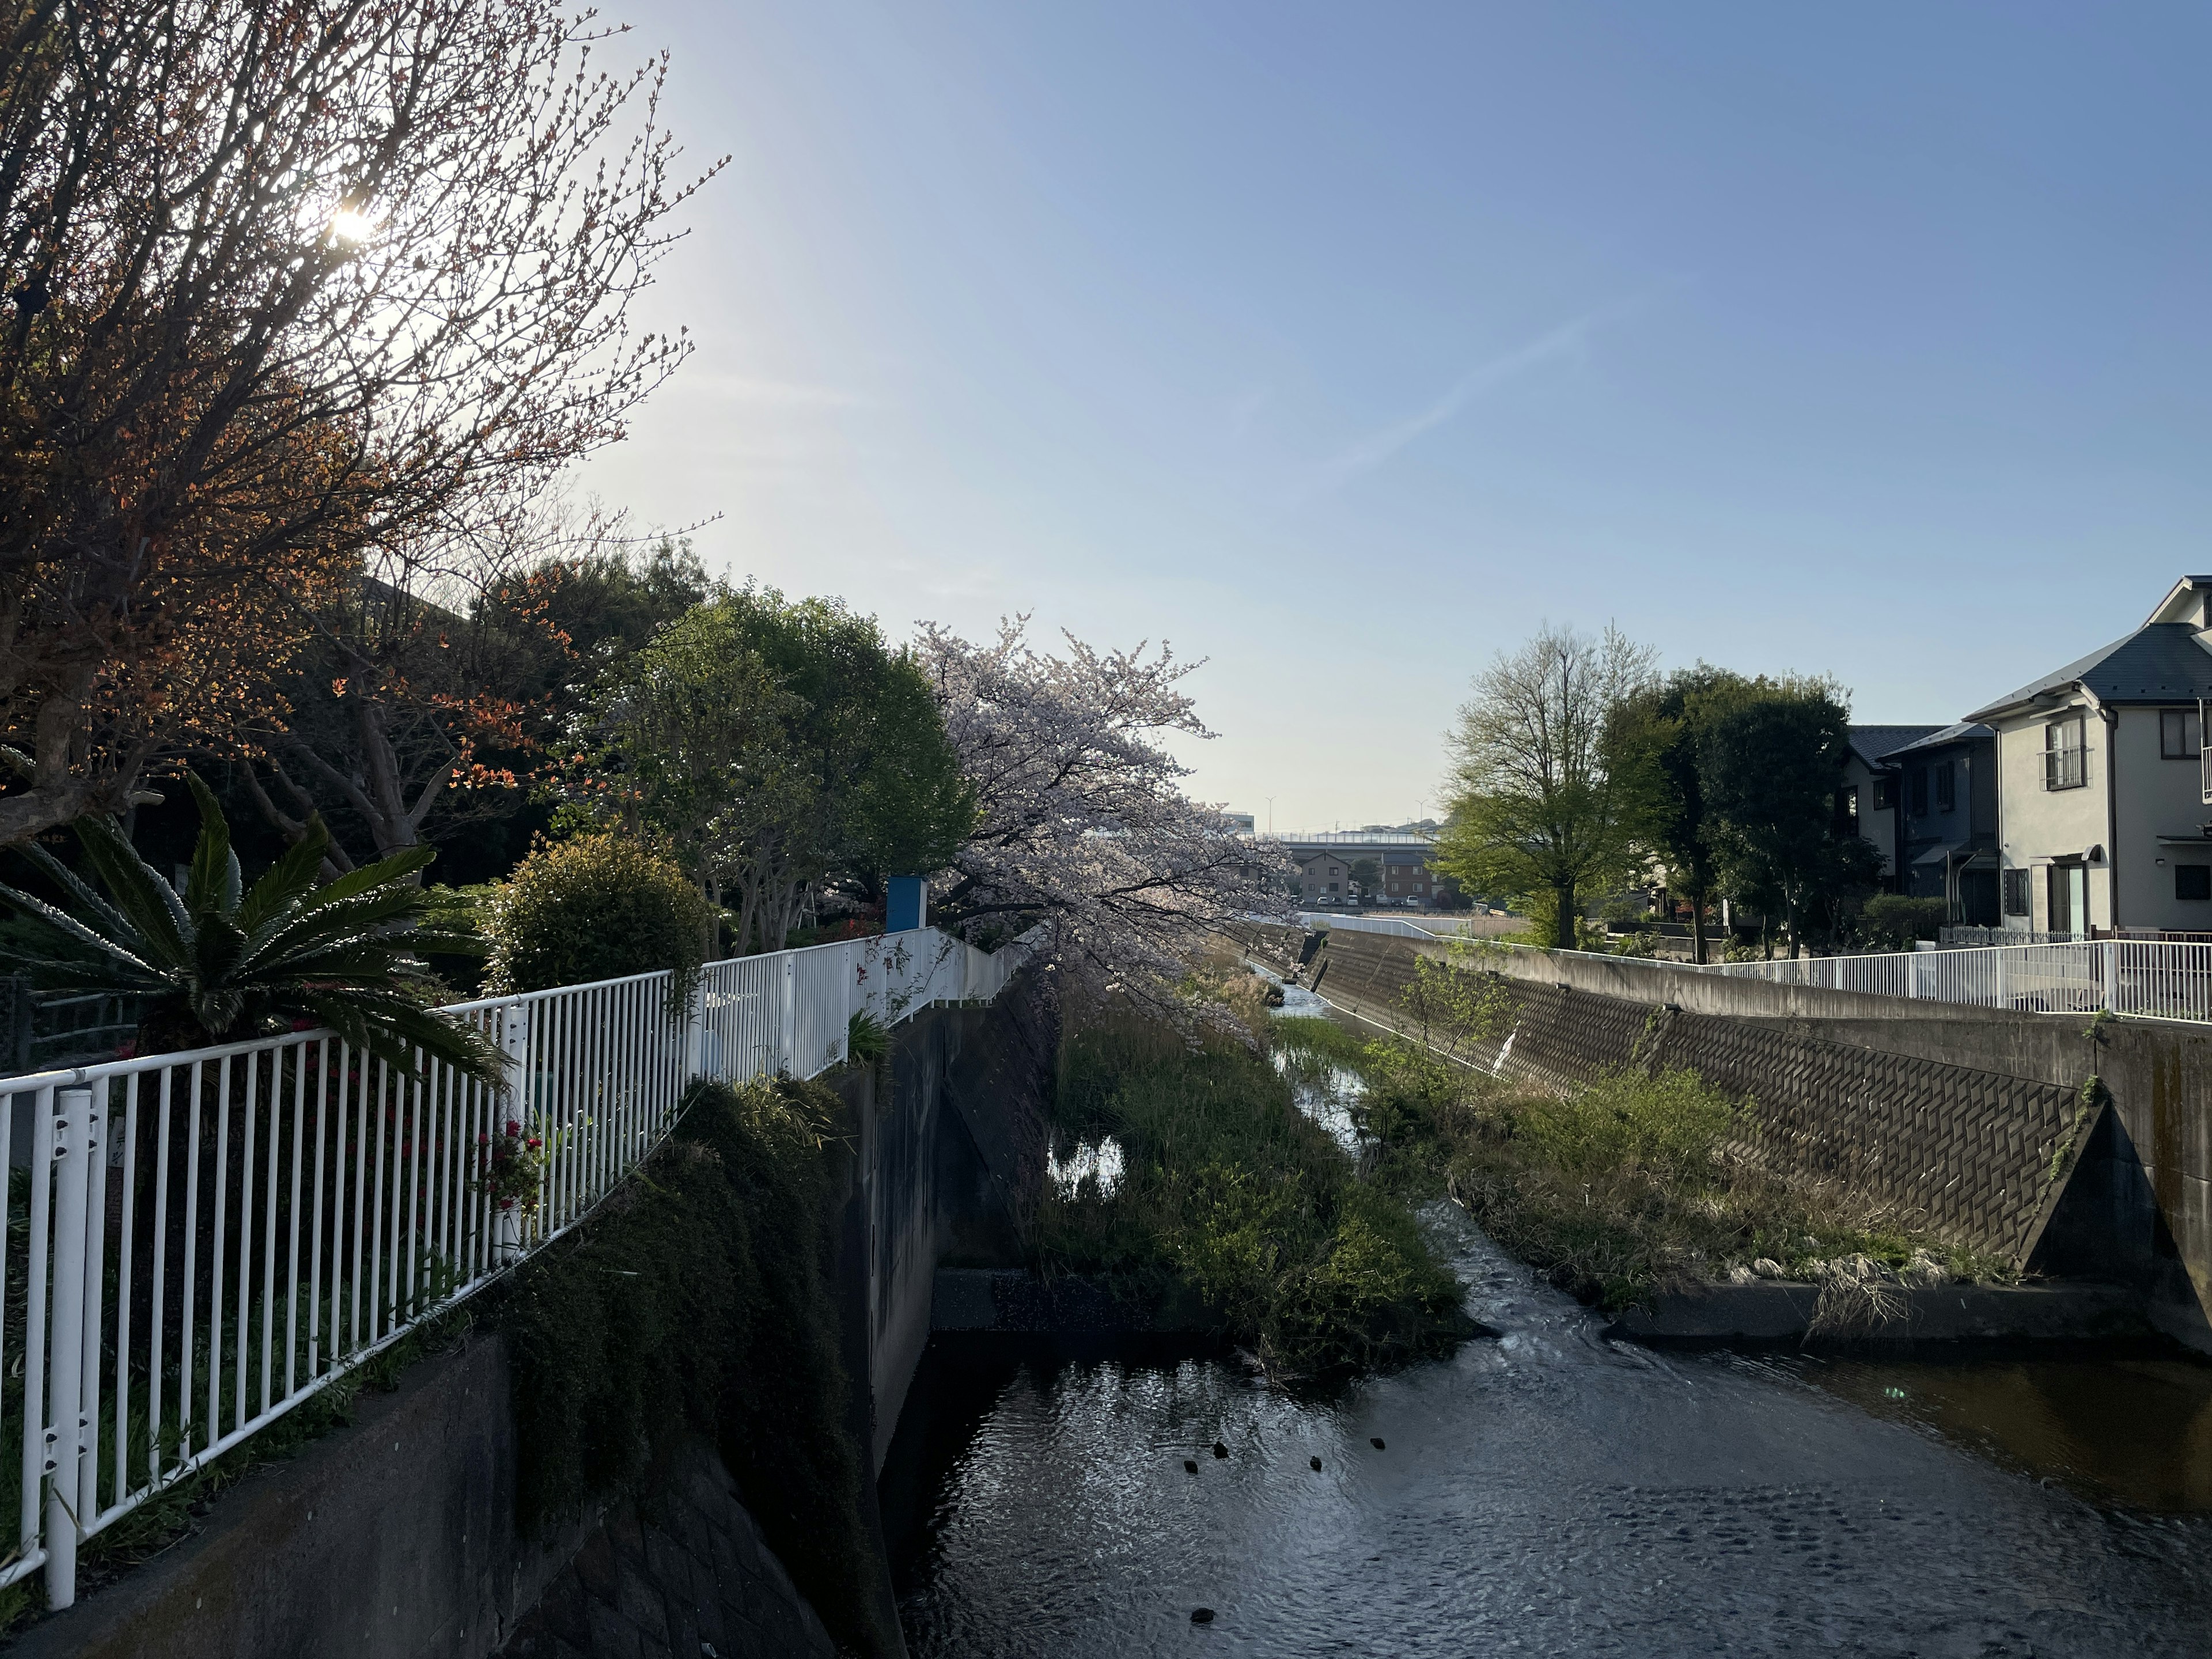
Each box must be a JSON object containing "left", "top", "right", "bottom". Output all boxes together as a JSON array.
[
  {"left": 885, "top": 1207, "right": 2212, "bottom": 1656},
  {"left": 885, "top": 987, "right": 2212, "bottom": 1656}
]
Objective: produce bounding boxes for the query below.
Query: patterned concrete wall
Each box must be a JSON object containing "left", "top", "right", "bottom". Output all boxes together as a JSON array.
[{"left": 1302, "top": 929, "right": 2088, "bottom": 1267}]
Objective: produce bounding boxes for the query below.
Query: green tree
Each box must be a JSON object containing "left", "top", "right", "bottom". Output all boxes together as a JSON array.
[
  {"left": 1435, "top": 626, "right": 1657, "bottom": 950},
  {"left": 574, "top": 588, "right": 972, "bottom": 955},
  {"left": 1695, "top": 677, "right": 1873, "bottom": 958},
  {"left": 1611, "top": 665, "right": 1750, "bottom": 964},
  {"left": 1347, "top": 857, "right": 1381, "bottom": 901}
]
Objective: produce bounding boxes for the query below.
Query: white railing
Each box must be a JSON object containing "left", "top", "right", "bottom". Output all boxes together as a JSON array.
[
  {"left": 1291, "top": 910, "right": 2212, "bottom": 1025},
  {"left": 1706, "top": 937, "right": 2212, "bottom": 1021},
  {"left": 0, "top": 925, "right": 1021, "bottom": 1608}
]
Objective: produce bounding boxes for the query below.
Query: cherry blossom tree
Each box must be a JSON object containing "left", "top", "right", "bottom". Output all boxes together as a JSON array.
[{"left": 914, "top": 618, "right": 1293, "bottom": 1004}]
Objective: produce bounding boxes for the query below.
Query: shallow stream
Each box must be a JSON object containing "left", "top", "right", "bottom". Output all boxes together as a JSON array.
[{"left": 885, "top": 1205, "right": 2212, "bottom": 1655}]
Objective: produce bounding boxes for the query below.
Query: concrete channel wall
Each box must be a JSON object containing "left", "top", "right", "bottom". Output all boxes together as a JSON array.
[
  {"left": 12, "top": 997, "right": 1039, "bottom": 1658},
  {"left": 1293, "top": 926, "right": 2212, "bottom": 1351}
]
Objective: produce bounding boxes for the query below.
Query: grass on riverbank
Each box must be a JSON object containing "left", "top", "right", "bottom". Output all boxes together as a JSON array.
[
  {"left": 1035, "top": 993, "right": 1474, "bottom": 1377},
  {"left": 1272, "top": 1006, "right": 2007, "bottom": 1312}
]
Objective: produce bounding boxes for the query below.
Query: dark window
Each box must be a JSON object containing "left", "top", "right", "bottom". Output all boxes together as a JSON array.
[
  {"left": 1908, "top": 767, "right": 1929, "bottom": 817},
  {"left": 2003, "top": 869, "right": 2031, "bottom": 916},
  {"left": 2044, "top": 717, "right": 2088, "bottom": 790},
  {"left": 1934, "top": 762, "right": 1955, "bottom": 812},
  {"left": 1872, "top": 777, "right": 1896, "bottom": 811},
  {"left": 2180, "top": 866, "right": 2212, "bottom": 902},
  {"left": 2164, "top": 709, "right": 2203, "bottom": 759},
  {"left": 1835, "top": 783, "right": 1859, "bottom": 828}
]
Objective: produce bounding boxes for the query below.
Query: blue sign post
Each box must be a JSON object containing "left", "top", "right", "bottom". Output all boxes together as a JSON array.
[{"left": 886, "top": 876, "right": 927, "bottom": 933}]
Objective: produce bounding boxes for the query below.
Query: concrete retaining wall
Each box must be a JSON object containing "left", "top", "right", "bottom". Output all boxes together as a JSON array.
[
  {"left": 12, "top": 991, "right": 1044, "bottom": 1658},
  {"left": 6, "top": 1336, "right": 830, "bottom": 1659},
  {"left": 1300, "top": 927, "right": 2212, "bottom": 1349}
]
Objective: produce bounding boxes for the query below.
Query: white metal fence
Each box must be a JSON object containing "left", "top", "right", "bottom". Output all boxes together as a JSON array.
[
  {"left": 1295, "top": 911, "right": 2212, "bottom": 1025},
  {"left": 0, "top": 925, "right": 1021, "bottom": 1609},
  {"left": 1705, "top": 937, "right": 2212, "bottom": 1021}
]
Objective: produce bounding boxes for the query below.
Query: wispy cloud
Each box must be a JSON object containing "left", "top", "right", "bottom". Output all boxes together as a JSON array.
[
  {"left": 685, "top": 372, "right": 880, "bottom": 410},
  {"left": 1317, "top": 300, "right": 1640, "bottom": 489}
]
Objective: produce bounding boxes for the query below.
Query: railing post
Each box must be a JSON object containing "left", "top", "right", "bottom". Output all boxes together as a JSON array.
[
  {"left": 779, "top": 955, "right": 797, "bottom": 1074},
  {"left": 43, "top": 1086, "right": 92, "bottom": 1611},
  {"left": 684, "top": 974, "right": 706, "bottom": 1084},
  {"left": 499, "top": 1005, "right": 529, "bottom": 1264},
  {"left": 2103, "top": 941, "right": 2120, "bottom": 1014}
]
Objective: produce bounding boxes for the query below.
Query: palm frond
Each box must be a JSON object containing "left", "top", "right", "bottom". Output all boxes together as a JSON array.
[
  {"left": 234, "top": 820, "right": 336, "bottom": 942},
  {"left": 0, "top": 880, "right": 166, "bottom": 984},
  {"left": 183, "top": 774, "right": 242, "bottom": 916},
  {"left": 9, "top": 838, "right": 145, "bottom": 955},
  {"left": 70, "top": 816, "right": 191, "bottom": 967}
]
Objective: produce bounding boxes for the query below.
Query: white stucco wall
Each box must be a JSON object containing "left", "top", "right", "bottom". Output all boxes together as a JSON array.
[
  {"left": 1993, "top": 700, "right": 2111, "bottom": 932},
  {"left": 2111, "top": 705, "right": 2212, "bottom": 931}
]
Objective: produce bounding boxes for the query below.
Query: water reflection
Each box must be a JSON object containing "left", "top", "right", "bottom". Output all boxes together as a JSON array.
[
  {"left": 1769, "top": 1352, "right": 2212, "bottom": 1512},
  {"left": 887, "top": 1205, "right": 2212, "bottom": 1657},
  {"left": 1048, "top": 1137, "right": 1126, "bottom": 1199}
]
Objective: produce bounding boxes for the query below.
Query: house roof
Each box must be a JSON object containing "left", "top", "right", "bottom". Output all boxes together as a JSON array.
[
  {"left": 1969, "top": 623, "right": 2212, "bottom": 719},
  {"left": 1883, "top": 720, "right": 1994, "bottom": 759},
  {"left": 1847, "top": 725, "right": 1945, "bottom": 768}
]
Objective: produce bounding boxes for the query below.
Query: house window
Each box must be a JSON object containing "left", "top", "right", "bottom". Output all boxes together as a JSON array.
[
  {"left": 1934, "top": 762, "right": 1955, "bottom": 812},
  {"left": 1872, "top": 777, "right": 1896, "bottom": 811},
  {"left": 2162, "top": 709, "right": 2203, "bottom": 759},
  {"left": 1908, "top": 767, "right": 1929, "bottom": 817},
  {"left": 2043, "top": 717, "right": 2088, "bottom": 790},
  {"left": 2003, "top": 869, "right": 2031, "bottom": 917},
  {"left": 1835, "top": 783, "right": 1859, "bottom": 828},
  {"left": 2180, "top": 866, "right": 2212, "bottom": 903}
]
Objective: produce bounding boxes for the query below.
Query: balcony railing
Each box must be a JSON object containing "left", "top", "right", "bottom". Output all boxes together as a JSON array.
[{"left": 2043, "top": 747, "right": 2088, "bottom": 790}]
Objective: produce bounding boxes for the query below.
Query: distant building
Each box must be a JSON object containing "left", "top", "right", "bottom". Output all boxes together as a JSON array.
[
  {"left": 1222, "top": 810, "right": 1256, "bottom": 835},
  {"left": 1275, "top": 826, "right": 1446, "bottom": 908},
  {"left": 1293, "top": 850, "right": 1351, "bottom": 904}
]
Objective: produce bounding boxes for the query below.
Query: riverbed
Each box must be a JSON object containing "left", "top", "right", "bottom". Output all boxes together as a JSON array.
[
  {"left": 883, "top": 980, "right": 2212, "bottom": 1654},
  {"left": 885, "top": 1198, "right": 2212, "bottom": 1656}
]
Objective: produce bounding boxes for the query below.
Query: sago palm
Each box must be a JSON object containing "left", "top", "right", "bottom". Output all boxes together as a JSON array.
[{"left": 0, "top": 774, "right": 501, "bottom": 1079}]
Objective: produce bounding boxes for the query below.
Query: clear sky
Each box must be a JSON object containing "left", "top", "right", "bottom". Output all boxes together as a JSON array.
[{"left": 570, "top": 2, "right": 2212, "bottom": 835}]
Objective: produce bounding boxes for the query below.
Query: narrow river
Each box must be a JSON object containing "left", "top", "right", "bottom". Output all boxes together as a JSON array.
[{"left": 882, "top": 990, "right": 2212, "bottom": 1656}]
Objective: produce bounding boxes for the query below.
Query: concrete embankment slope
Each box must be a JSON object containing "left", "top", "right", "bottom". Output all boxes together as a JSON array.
[{"left": 1282, "top": 925, "right": 2212, "bottom": 1351}]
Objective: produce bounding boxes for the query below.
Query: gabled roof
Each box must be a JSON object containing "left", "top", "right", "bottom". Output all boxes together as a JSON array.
[
  {"left": 1847, "top": 725, "right": 1944, "bottom": 768},
  {"left": 1969, "top": 623, "right": 2212, "bottom": 719},
  {"left": 1883, "top": 720, "right": 1994, "bottom": 759}
]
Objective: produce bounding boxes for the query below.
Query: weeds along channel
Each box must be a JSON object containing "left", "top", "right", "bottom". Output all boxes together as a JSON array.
[
  {"left": 1032, "top": 975, "right": 1475, "bottom": 1379},
  {"left": 1271, "top": 955, "right": 2012, "bottom": 1312}
]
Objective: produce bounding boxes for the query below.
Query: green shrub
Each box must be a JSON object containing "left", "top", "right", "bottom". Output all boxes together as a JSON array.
[
  {"left": 483, "top": 834, "right": 712, "bottom": 1004},
  {"left": 846, "top": 1008, "right": 889, "bottom": 1065},
  {"left": 1859, "top": 893, "right": 1948, "bottom": 951},
  {"left": 1509, "top": 1066, "right": 1741, "bottom": 1183},
  {"left": 1040, "top": 1016, "right": 1471, "bottom": 1373}
]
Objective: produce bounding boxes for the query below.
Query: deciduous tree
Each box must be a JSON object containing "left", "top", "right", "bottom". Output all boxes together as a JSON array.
[
  {"left": 1435, "top": 626, "right": 1656, "bottom": 950},
  {"left": 0, "top": 0, "right": 717, "bottom": 843},
  {"left": 915, "top": 618, "right": 1293, "bottom": 1004}
]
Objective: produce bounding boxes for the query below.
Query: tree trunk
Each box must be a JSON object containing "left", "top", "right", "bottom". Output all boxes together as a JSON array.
[
  {"left": 1554, "top": 882, "right": 1578, "bottom": 950},
  {"left": 1690, "top": 889, "right": 1709, "bottom": 965}
]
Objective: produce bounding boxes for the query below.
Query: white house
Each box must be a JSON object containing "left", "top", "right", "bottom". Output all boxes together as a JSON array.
[{"left": 1968, "top": 575, "right": 2212, "bottom": 938}]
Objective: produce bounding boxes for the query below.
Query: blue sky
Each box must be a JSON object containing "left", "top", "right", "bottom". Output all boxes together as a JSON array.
[{"left": 573, "top": 3, "right": 2212, "bottom": 833}]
